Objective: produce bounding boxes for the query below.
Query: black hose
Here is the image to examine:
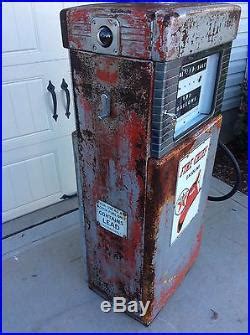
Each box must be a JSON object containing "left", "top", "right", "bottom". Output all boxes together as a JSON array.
[{"left": 208, "top": 141, "right": 241, "bottom": 202}]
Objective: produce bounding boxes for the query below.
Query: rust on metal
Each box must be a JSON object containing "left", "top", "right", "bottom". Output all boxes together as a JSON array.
[
  {"left": 72, "top": 51, "right": 154, "bottom": 302},
  {"left": 155, "top": 225, "right": 204, "bottom": 312},
  {"left": 142, "top": 115, "right": 222, "bottom": 323},
  {"left": 61, "top": 3, "right": 241, "bottom": 61},
  {"left": 60, "top": 1, "right": 239, "bottom": 326}
]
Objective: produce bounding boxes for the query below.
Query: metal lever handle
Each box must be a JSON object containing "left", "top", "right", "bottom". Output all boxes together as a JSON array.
[
  {"left": 47, "top": 81, "right": 58, "bottom": 121},
  {"left": 61, "top": 78, "right": 71, "bottom": 119}
]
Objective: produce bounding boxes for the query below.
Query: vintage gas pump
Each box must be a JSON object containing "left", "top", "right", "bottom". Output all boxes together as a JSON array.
[{"left": 60, "top": 3, "right": 241, "bottom": 325}]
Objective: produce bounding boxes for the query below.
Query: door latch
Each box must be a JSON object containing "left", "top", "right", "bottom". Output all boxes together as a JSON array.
[{"left": 99, "top": 93, "right": 111, "bottom": 120}]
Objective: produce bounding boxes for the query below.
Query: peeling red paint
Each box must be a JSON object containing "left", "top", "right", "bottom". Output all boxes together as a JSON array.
[
  {"left": 68, "top": 8, "right": 89, "bottom": 25},
  {"left": 155, "top": 225, "right": 204, "bottom": 312},
  {"left": 95, "top": 69, "right": 118, "bottom": 84},
  {"left": 61, "top": 3, "right": 240, "bottom": 61},
  {"left": 71, "top": 51, "right": 154, "bottom": 302},
  {"left": 96, "top": 58, "right": 119, "bottom": 84},
  {"left": 141, "top": 115, "right": 222, "bottom": 324},
  {"left": 61, "top": 2, "right": 238, "bottom": 327}
]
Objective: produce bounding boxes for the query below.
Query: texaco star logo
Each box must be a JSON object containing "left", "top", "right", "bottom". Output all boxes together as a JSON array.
[{"left": 175, "top": 188, "right": 189, "bottom": 215}]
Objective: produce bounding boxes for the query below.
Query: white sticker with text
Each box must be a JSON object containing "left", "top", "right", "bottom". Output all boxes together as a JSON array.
[{"left": 96, "top": 200, "right": 127, "bottom": 238}]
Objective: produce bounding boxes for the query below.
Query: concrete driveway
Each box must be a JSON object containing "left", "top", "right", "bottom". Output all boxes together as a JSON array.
[{"left": 2, "top": 178, "right": 248, "bottom": 333}]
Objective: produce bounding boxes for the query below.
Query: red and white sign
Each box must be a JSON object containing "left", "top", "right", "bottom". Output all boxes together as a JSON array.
[{"left": 171, "top": 138, "right": 211, "bottom": 244}]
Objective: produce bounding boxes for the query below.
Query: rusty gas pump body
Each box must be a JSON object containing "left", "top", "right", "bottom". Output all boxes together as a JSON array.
[{"left": 60, "top": 3, "right": 241, "bottom": 325}]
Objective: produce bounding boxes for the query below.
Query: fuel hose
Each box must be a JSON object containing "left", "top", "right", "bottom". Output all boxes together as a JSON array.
[{"left": 208, "top": 141, "right": 241, "bottom": 202}]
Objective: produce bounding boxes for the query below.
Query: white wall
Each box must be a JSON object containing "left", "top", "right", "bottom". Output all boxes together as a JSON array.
[
  {"left": 219, "top": 2, "right": 248, "bottom": 142},
  {"left": 222, "top": 2, "right": 248, "bottom": 112}
]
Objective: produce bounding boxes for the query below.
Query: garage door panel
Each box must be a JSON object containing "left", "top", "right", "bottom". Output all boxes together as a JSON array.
[
  {"left": 3, "top": 79, "right": 51, "bottom": 140},
  {"left": 3, "top": 152, "right": 61, "bottom": 211},
  {"left": 6, "top": 163, "right": 34, "bottom": 209},
  {"left": 2, "top": 86, "right": 18, "bottom": 140},
  {"left": 2, "top": 2, "right": 67, "bottom": 66},
  {"left": 3, "top": 60, "right": 75, "bottom": 150},
  {"left": 3, "top": 135, "right": 76, "bottom": 222},
  {"left": 3, "top": 3, "right": 78, "bottom": 223},
  {"left": 26, "top": 158, "right": 48, "bottom": 201},
  {"left": 3, "top": 168, "right": 15, "bottom": 212},
  {"left": 2, "top": 3, "right": 38, "bottom": 54}
]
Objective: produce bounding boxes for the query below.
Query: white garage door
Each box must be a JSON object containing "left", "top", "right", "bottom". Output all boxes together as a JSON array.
[{"left": 2, "top": 2, "right": 85, "bottom": 222}]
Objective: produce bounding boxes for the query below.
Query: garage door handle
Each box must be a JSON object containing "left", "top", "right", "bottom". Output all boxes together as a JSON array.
[
  {"left": 61, "top": 79, "right": 71, "bottom": 119},
  {"left": 47, "top": 81, "right": 58, "bottom": 122}
]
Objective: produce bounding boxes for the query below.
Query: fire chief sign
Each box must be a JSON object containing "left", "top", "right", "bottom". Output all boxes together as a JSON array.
[{"left": 171, "top": 138, "right": 211, "bottom": 244}]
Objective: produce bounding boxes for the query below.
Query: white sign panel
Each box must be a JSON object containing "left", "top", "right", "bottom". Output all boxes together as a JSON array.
[
  {"left": 171, "top": 138, "right": 211, "bottom": 245},
  {"left": 96, "top": 200, "right": 128, "bottom": 238},
  {"left": 175, "top": 53, "right": 219, "bottom": 138}
]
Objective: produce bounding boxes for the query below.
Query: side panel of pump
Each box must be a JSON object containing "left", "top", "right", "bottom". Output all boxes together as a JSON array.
[
  {"left": 142, "top": 115, "right": 222, "bottom": 323},
  {"left": 70, "top": 51, "right": 154, "bottom": 302}
]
